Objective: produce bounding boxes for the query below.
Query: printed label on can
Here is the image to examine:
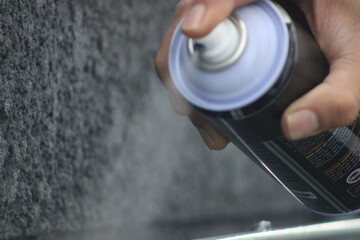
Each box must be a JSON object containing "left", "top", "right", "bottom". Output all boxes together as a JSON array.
[
  {"left": 263, "top": 118, "right": 360, "bottom": 210},
  {"left": 347, "top": 169, "right": 360, "bottom": 185}
]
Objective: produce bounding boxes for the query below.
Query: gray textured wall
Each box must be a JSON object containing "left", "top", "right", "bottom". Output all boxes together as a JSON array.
[{"left": 0, "top": 0, "right": 327, "bottom": 239}]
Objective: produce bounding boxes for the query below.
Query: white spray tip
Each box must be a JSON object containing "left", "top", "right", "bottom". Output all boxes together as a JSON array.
[{"left": 189, "top": 16, "right": 247, "bottom": 71}]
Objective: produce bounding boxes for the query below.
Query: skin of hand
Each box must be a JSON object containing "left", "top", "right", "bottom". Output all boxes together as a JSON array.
[{"left": 155, "top": 0, "right": 360, "bottom": 150}]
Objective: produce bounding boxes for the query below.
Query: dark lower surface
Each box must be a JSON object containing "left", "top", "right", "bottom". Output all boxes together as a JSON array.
[{"left": 1, "top": 0, "right": 359, "bottom": 239}]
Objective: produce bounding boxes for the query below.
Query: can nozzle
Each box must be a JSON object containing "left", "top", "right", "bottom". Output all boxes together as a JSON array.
[{"left": 188, "top": 16, "right": 247, "bottom": 71}]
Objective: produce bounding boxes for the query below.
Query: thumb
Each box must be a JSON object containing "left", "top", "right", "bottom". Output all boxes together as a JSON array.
[
  {"left": 282, "top": 59, "right": 360, "bottom": 140},
  {"left": 181, "top": 0, "right": 254, "bottom": 38}
]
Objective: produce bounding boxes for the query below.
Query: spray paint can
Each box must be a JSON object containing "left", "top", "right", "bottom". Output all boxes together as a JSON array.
[{"left": 169, "top": 0, "right": 360, "bottom": 215}]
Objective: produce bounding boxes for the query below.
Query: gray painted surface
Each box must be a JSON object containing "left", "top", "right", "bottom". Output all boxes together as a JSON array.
[{"left": 0, "top": 0, "right": 340, "bottom": 239}]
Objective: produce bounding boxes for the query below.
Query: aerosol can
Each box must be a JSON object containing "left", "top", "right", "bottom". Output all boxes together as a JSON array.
[{"left": 169, "top": 0, "right": 360, "bottom": 215}]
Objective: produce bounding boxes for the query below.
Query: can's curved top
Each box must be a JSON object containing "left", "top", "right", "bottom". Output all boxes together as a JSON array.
[{"left": 169, "top": 0, "right": 290, "bottom": 111}]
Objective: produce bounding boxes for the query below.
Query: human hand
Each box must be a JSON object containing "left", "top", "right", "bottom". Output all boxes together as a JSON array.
[
  {"left": 281, "top": 0, "right": 360, "bottom": 140},
  {"left": 155, "top": 0, "right": 360, "bottom": 149}
]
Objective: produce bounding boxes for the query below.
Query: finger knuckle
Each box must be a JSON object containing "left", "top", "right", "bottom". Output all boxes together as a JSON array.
[
  {"left": 154, "top": 52, "right": 161, "bottom": 69},
  {"left": 190, "top": 118, "right": 205, "bottom": 129},
  {"left": 189, "top": 113, "right": 205, "bottom": 128},
  {"left": 174, "top": 0, "right": 193, "bottom": 17},
  {"left": 154, "top": 53, "right": 166, "bottom": 76},
  {"left": 335, "top": 95, "right": 359, "bottom": 125}
]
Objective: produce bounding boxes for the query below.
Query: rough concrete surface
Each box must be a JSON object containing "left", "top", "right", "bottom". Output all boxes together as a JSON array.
[{"left": 0, "top": 0, "right": 345, "bottom": 239}]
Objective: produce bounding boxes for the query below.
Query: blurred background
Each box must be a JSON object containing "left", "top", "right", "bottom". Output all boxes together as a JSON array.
[{"left": 0, "top": 0, "right": 358, "bottom": 239}]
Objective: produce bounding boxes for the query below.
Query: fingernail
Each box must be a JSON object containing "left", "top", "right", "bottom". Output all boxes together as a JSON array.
[
  {"left": 182, "top": 4, "right": 206, "bottom": 30},
  {"left": 198, "top": 128, "right": 215, "bottom": 149},
  {"left": 286, "top": 109, "right": 319, "bottom": 139}
]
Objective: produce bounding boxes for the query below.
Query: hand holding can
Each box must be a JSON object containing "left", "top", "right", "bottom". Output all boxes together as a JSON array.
[
  {"left": 155, "top": 0, "right": 360, "bottom": 145},
  {"left": 155, "top": 0, "right": 360, "bottom": 215}
]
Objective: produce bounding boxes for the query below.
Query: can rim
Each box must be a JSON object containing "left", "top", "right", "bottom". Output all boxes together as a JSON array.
[{"left": 169, "top": 0, "right": 290, "bottom": 111}]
